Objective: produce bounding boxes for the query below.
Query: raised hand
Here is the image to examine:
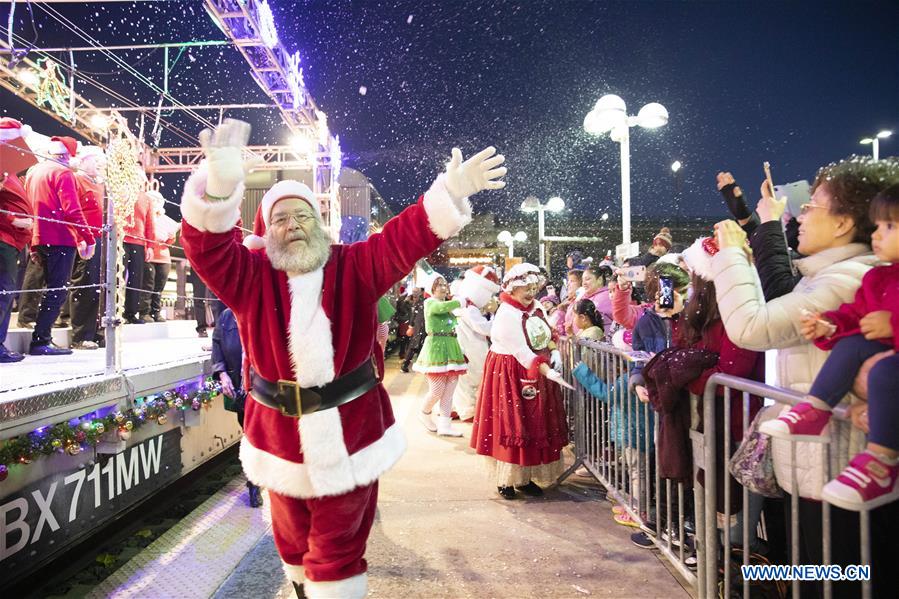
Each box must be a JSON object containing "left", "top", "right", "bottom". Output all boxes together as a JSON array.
[
  {"left": 443, "top": 147, "right": 506, "bottom": 200},
  {"left": 717, "top": 171, "right": 752, "bottom": 221},
  {"left": 757, "top": 180, "right": 787, "bottom": 224},
  {"left": 714, "top": 219, "right": 749, "bottom": 250},
  {"left": 198, "top": 119, "right": 253, "bottom": 200}
]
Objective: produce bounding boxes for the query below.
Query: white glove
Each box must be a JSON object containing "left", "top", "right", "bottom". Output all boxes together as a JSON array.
[
  {"left": 11, "top": 217, "right": 33, "bottom": 230},
  {"left": 443, "top": 146, "right": 507, "bottom": 201},
  {"left": 550, "top": 349, "right": 563, "bottom": 371},
  {"left": 546, "top": 368, "right": 575, "bottom": 390},
  {"left": 198, "top": 119, "right": 259, "bottom": 199}
]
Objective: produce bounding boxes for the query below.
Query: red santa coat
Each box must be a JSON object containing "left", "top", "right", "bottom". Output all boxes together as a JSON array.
[
  {"left": 180, "top": 168, "right": 471, "bottom": 498},
  {"left": 74, "top": 173, "right": 104, "bottom": 231},
  {"left": 0, "top": 173, "right": 32, "bottom": 250},
  {"left": 122, "top": 191, "right": 156, "bottom": 247},
  {"left": 25, "top": 160, "right": 94, "bottom": 247}
]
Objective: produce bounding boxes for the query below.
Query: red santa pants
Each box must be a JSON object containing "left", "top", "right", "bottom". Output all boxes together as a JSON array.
[{"left": 268, "top": 481, "right": 379, "bottom": 583}]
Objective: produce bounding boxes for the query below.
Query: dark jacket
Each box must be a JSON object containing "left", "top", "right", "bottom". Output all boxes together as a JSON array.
[
  {"left": 643, "top": 347, "right": 718, "bottom": 481},
  {"left": 748, "top": 220, "right": 801, "bottom": 301},
  {"left": 212, "top": 308, "right": 245, "bottom": 411},
  {"left": 628, "top": 309, "right": 674, "bottom": 388}
]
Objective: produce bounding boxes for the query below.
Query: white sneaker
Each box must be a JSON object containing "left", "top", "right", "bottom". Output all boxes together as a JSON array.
[
  {"left": 436, "top": 416, "right": 463, "bottom": 437},
  {"left": 418, "top": 411, "right": 437, "bottom": 433}
]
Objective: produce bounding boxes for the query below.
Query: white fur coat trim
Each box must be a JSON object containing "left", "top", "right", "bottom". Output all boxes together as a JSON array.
[
  {"left": 239, "top": 422, "right": 406, "bottom": 499},
  {"left": 179, "top": 167, "right": 245, "bottom": 233},
  {"left": 305, "top": 572, "right": 367, "bottom": 599},
  {"left": 282, "top": 563, "right": 305, "bottom": 585},
  {"left": 422, "top": 174, "right": 472, "bottom": 240},
  {"left": 286, "top": 270, "right": 335, "bottom": 388}
]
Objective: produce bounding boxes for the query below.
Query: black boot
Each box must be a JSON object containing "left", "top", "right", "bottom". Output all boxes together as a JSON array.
[
  {"left": 515, "top": 481, "right": 544, "bottom": 497},
  {"left": 247, "top": 482, "right": 263, "bottom": 508},
  {"left": 292, "top": 581, "right": 306, "bottom": 598},
  {"left": 497, "top": 485, "right": 516, "bottom": 500}
]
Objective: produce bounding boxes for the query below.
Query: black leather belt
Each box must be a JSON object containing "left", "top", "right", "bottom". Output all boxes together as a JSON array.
[{"left": 250, "top": 356, "right": 380, "bottom": 418}]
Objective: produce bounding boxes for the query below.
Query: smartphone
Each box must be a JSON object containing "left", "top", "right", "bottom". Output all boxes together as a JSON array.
[
  {"left": 621, "top": 265, "right": 646, "bottom": 282},
  {"left": 763, "top": 161, "right": 776, "bottom": 201},
  {"left": 658, "top": 276, "right": 675, "bottom": 309}
]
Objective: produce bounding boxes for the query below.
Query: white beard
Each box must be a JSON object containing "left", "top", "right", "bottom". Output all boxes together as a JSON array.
[{"left": 265, "top": 223, "right": 332, "bottom": 274}]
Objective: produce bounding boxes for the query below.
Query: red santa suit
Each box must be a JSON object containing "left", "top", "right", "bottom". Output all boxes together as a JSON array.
[
  {"left": 451, "top": 265, "right": 500, "bottom": 421},
  {"left": 180, "top": 168, "right": 471, "bottom": 598},
  {"left": 471, "top": 266, "right": 568, "bottom": 487}
]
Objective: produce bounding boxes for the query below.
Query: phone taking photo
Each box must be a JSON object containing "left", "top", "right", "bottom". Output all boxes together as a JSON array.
[
  {"left": 658, "top": 276, "right": 675, "bottom": 309},
  {"left": 620, "top": 265, "right": 646, "bottom": 282}
]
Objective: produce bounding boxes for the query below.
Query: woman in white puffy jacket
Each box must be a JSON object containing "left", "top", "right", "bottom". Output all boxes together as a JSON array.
[{"left": 710, "top": 157, "right": 899, "bottom": 597}]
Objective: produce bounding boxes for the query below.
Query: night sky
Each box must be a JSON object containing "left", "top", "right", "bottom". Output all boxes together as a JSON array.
[{"left": 2, "top": 0, "right": 898, "bottom": 230}]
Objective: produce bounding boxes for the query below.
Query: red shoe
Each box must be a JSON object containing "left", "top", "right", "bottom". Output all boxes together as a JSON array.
[
  {"left": 822, "top": 451, "right": 899, "bottom": 511},
  {"left": 450, "top": 411, "right": 460, "bottom": 420},
  {"left": 759, "top": 401, "right": 832, "bottom": 441},
  {"left": 462, "top": 417, "right": 474, "bottom": 423}
]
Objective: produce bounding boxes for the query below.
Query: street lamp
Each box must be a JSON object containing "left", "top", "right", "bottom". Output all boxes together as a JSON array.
[
  {"left": 671, "top": 160, "right": 683, "bottom": 194},
  {"left": 584, "top": 94, "right": 668, "bottom": 246},
  {"left": 860, "top": 130, "right": 892, "bottom": 161},
  {"left": 498, "top": 230, "right": 527, "bottom": 259},
  {"left": 521, "top": 195, "right": 565, "bottom": 268}
]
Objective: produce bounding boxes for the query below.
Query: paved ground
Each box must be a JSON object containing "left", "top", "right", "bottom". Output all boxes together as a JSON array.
[{"left": 100, "top": 358, "right": 692, "bottom": 598}]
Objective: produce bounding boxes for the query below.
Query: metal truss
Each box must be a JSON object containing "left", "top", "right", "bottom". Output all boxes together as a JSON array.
[
  {"left": 204, "top": 0, "right": 322, "bottom": 136},
  {"left": 150, "top": 144, "right": 317, "bottom": 173}
]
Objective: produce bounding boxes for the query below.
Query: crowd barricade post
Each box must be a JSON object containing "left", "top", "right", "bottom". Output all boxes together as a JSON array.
[
  {"left": 102, "top": 190, "right": 120, "bottom": 374},
  {"left": 700, "top": 373, "right": 872, "bottom": 599},
  {"left": 558, "top": 337, "right": 699, "bottom": 587},
  {"left": 559, "top": 340, "right": 874, "bottom": 598}
]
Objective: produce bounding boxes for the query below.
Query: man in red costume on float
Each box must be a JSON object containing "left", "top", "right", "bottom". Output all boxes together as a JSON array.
[{"left": 179, "top": 119, "right": 505, "bottom": 599}]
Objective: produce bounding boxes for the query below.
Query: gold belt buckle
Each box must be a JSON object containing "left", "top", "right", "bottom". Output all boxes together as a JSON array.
[{"left": 277, "top": 379, "right": 303, "bottom": 418}]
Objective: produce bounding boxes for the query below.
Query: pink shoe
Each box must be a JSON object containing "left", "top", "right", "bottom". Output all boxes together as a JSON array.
[
  {"left": 822, "top": 452, "right": 899, "bottom": 511},
  {"left": 759, "top": 401, "right": 832, "bottom": 441}
]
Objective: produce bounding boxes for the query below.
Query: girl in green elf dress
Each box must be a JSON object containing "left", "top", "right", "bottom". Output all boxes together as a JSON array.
[{"left": 414, "top": 276, "right": 468, "bottom": 436}]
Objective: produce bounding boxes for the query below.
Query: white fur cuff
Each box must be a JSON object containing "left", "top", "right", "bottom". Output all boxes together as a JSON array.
[
  {"left": 305, "top": 572, "right": 367, "bottom": 599},
  {"left": 282, "top": 562, "right": 305, "bottom": 585},
  {"left": 423, "top": 174, "right": 472, "bottom": 240},
  {"left": 180, "top": 167, "right": 245, "bottom": 233}
]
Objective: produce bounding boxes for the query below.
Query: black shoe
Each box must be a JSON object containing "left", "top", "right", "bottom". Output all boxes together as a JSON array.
[
  {"left": 153, "top": 314, "right": 167, "bottom": 322},
  {"left": 497, "top": 486, "right": 516, "bottom": 500},
  {"left": 292, "top": 581, "right": 306, "bottom": 599},
  {"left": 515, "top": 481, "right": 544, "bottom": 497},
  {"left": 197, "top": 328, "right": 209, "bottom": 338},
  {"left": 126, "top": 317, "right": 145, "bottom": 325},
  {"left": 0, "top": 346, "right": 25, "bottom": 362},
  {"left": 400, "top": 363, "right": 410, "bottom": 373},
  {"left": 53, "top": 319, "right": 70, "bottom": 328},
  {"left": 140, "top": 314, "right": 155, "bottom": 324},
  {"left": 29, "top": 342, "right": 73, "bottom": 356},
  {"left": 631, "top": 531, "right": 655, "bottom": 549},
  {"left": 247, "top": 482, "right": 263, "bottom": 508}
]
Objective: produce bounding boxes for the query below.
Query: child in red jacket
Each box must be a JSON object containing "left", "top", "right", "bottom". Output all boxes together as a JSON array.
[{"left": 762, "top": 184, "right": 899, "bottom": 511}]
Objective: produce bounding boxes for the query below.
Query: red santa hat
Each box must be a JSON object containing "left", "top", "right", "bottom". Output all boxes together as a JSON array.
[
  {"left": 260, "top": 180, "right": 318, "bottom": 227},
  {"left": 501, "top": 262, "right": 541, "bottom": 293},
  {"left": 48, "top": 135, "right": 78, "bottom": 157},
  {"left": 0, "top": 117, "right": 32, "bottom": 141},
  {"left": 681, "top": 236, "right": 719, "bottom": 282}
]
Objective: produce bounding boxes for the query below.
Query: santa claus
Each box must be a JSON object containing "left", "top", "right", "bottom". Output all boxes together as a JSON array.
[
  {"left": 179, "top": 119, "right": 505, "bottom": 598},
  {"left": 450, "top": 265, "right": 501, "bottom": 421}
]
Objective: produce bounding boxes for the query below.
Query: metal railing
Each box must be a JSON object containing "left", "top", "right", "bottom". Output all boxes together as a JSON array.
[{"left": 558, "top": 337, "right": 877, "bottom": 599}]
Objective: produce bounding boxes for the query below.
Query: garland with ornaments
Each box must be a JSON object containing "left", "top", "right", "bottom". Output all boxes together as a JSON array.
[{"left": 0, "top": 378, "right": 221, "bottom": 482}]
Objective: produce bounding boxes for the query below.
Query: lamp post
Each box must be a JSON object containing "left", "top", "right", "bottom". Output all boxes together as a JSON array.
[
  {"left": 671, "top": 160, "right": 683, "bottom": 195},
  {"left": 584, "top": 94, "right": 669, "bottom": 246},
  {"left": 497, "top": 230, "right": 527, "bottom": 259},
  {"left": 520, "top": 195, "right": 565, "bottom": 268},
  {"left": 860, "top": 130, "right": 892, "bottom": 161}
]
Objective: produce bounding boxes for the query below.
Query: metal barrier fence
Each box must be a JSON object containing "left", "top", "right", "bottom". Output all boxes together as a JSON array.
[{"left": 558, "top": 337, "right": 876, "bottom": 599}]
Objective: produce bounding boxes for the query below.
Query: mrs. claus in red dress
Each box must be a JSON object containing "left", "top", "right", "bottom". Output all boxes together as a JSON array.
[{"left": 471, "top": 263, "right": 571, "bottom": 499}]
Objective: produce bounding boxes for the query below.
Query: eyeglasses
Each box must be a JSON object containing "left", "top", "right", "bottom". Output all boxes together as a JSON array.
[
  {"left": 799, "top": 202, "right": 828, "bottom": 216},
  {"left": 271, "top": 212, "right": 316, "bottom": 228}
]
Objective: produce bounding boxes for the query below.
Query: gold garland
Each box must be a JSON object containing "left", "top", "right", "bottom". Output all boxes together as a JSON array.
[{"left": 104, "top": 125, "right": 144, "bottom": 320}]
